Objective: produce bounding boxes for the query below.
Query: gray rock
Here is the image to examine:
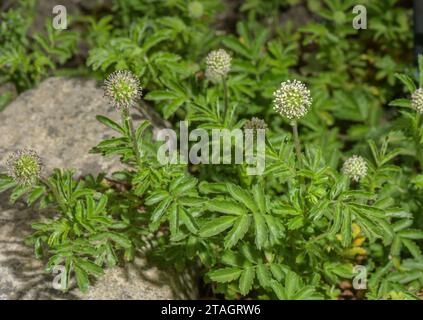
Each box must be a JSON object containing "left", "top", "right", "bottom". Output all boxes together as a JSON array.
[
  {"left": 0, "top": 192, "right": 193, "bottom": 300},
  {"left": 0, "top": 77, "right": 195, "bottom": 300},
  {"left": 1, "top": 77, "right": 137, "bottom": 176}
]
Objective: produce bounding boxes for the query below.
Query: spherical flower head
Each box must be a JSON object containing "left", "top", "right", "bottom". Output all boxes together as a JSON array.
[
  {"left": 342, "top": 155, "right": 368, "bottom": 182},
  {"left": 273, "top": 80, "right": 312, "bottom": 121},
  {"left": 411, "top": 88, "right": 423, "bottom": 114},
  {"left": 6, "top": 149, "right": 42, "bottom": 186},
  {"left": 103, "top": 70, "right": 142, "bottom": 110},
  {"left": 188, "top": 1, "right": 204, "bottom": 19},
  {"left": 244, "top": 117, "right": 267, "bottom": 131},
  {"left": 205, "top": 49, "right": 231, "bottom": 82}
]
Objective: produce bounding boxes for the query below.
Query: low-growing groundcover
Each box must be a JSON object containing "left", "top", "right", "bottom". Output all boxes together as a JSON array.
[{"left": 1, "top": 0, "right": 423, "bottom": 300}]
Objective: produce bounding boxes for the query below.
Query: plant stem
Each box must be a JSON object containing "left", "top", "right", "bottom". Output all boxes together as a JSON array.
[
  {"left": 291, "top": 121, "right": 302, "bottom": 167},
  {"left": 39, "top": 177, "right": 67, "bottom": 213},
  {"left": 122, "top": 107, "right": 141, "bottom": 165},
  {"left": 415, "top": 113, "right": 423, "bottom": 171},
  {"left": 222, "top": 76, "right": 229, "bottom": 125}
]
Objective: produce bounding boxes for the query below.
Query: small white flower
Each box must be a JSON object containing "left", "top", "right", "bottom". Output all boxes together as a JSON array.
[
  {"left": 205, "top": 49, "right": 231, "bottom": 82},
  {"left": 188, "top": 1, "right": 204, "bottom": 19},
  {"left": 411, "top": 88, "right": 423, "bottom": 114},
  {"left": 342, "top": 155, "right": 368, "bottom": 182},
  {"left": 273, "top": 80, "right": 312, "bottom": 121},
  {"left": 103, "top": 70, "right": 142, "bottom": 110}
]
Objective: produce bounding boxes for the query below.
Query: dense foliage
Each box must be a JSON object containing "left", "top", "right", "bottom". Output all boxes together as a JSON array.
[{"left": 1, "top": 0, "right": 422, "bottom": 300}]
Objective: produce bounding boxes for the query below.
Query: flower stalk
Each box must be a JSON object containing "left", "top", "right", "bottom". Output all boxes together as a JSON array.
[
  {"left": 122, "top": 107, "right": 141, "bottom": 165},
  {"left": 291, "top": 121, "right": 303, "bottom": 167}
]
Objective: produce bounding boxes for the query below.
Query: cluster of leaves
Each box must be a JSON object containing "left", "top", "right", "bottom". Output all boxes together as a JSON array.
[
  {"left": 0, "top": 0, "right": 79, "bottom": 95},
  {"left": 1, "top": 0, "right": 422, "bottom": 300}
]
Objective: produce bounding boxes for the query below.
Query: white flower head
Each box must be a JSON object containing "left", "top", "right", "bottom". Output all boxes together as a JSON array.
[
  {"left": 411, "top": 88, "right": 423, "bottom": 114},
  {"left": 342, "top": 155, "right": 368, "bottom": 182},
  {"left": 6, "top": 149, "right": 43, "bottom": 186},
  {"left": 205, "top": 49, "right": 231, "bottom": 82},
  {"left": 103, "top": 70, "right": 142, "bottom": 110},
  {"left": 273, "top": 80, "right": 312, "bottom": 121},
  {"left": 188, "top": 1, "right": 204, "bottom": 18}
]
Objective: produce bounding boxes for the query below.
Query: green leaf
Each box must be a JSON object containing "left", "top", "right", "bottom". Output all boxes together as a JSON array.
[
  {"left": 400, "top": 229, "right": 423, "bottom": 240},
  {"left": 74, "top": 265, "right": 89, "bottom": 293},
  {"left": 239, "top": 266, "right": 255, "bottom": 295},
  {"left": 150, "top": 198, "right": 172, "bottom": 224},
  {"left": 96, "top": 115, "right": 125, "bottom": 135},
  {"left": 145, "top": 90, "right": 182, "bottom": 101},
  {"left": 207, "top": 199, "right": 247, "bottom": 215},
  {"left": 224, "top": 214, "right": 251, "bottom": 249},
  {"left": 402, "top": 239, "right": 423, "bottom": 259},
  {"left": 208, "top": 267, "right": 242, "bottom": 283},
  {"left": 74, "top": 258, "right": 104, "bottom": 276},
  {"left": 340, "top": 208, "right": 352, "bottom": 247},
  {"left": 226, "top": 183, "right": 257, "bottom": 213},
  {"left": 284, "top": 271, "right": 300, "bottom": 298},
  {"left": 199, "top": 216, "right": 237, "bottom": 238},
  {"left": 395, "top": 73, "right": 416, "bottom": 93},
  {"left": 0, "top": 175, "right": 16, "bottom": 193},
  {"left": 180, "top": 209, "right": 198, "bottom": 234},
  {"left": 253, "top": 211, "right": 268, "bottom": 249},
  {"left": 107, "top": 232, "right": 132, "bottom": 249},
  {"left": 27, "top": 186, "right": 45, "bottom": 206},
  {"left": 270, "top": 279, "right": 286, "bottom": 300},
  {"left": 145, "top": 191, "right": 170, "bottom": 205},
  {"left": 252, "top": 184, "right": 266, "bottom": 213},
  {"left": 287, "top": 216, "right": 304, "bottom": 230},
  {"left": 256, "top": 264, "right": 272, "bottom": 288},
  {"left": 388, "top": 99, "right": 411, "bottom": 109},
  {"left": 169, "top": 204, "right": 179, "bottom": 237}
]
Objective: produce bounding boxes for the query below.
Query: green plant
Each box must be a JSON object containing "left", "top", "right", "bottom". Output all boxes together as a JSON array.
[
  {"left": 0, "top": 0, "right": 421, "bottom": 300},
  {"left": 0, "top": 1, "right": 79, "bottom": 92}
]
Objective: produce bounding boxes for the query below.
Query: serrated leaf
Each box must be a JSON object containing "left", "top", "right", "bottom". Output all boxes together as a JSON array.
[
  {"left": 340, "top": 208, "right": 352, "bottom": 247},
  {"left": 395, "top": 73, "right": 416, "bottom": 93},
  {"left": 207, "top": 199, "right": 247, "bottom": 215},
  {"left": 224, "top": 214, "right": 251, "bottom": 249},
  {"left": 239, "top": 266, "right": 255, "bottom": 295},
  {"left": 253, "top": 211, "right": 268, "bottom": 249},
  {"left": 256, "top": 264, "right": 272, "bottom": 288},
  {"left": 226, "top": 183, "right": 257, "bottom": 213},
  {"left": 74, "top": 258, "right": 104, "bottom": 276},
  {"left": 270, "top": 279, "right": 286, "bottom": 299},
  {"left": 400, "top": 229, "right": 423, "bottom": 240},
  {"left": 199, "top": 216, "right": 237, "bottom": 238},
  {"left": 402, "top": 239, "right": 423, "bottom": 259},
  {"left": 180, "top": 209, "right": 198, "bottom": 234},
  {"left": 208, "top": 267, "right": 242, "bottom": 283},
  {"left": 74, "top": 265, "right": 89, "bottom": 293}
]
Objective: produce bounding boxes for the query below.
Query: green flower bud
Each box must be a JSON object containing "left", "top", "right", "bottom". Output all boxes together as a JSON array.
[
  {"left": 188, "top": 1, "right": 204, "bottom": 19},
  {"left": 103, "top": 70, "right": 142, "bottom": 110},
  {"left": 6, "top": 149, "right": 42, "bottom": 186}
]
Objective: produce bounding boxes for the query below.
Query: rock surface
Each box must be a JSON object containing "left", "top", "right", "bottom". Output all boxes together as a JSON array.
[
  {"left": 0, "top": 77, "right": 192, "bottom": 300},
  {"left": 0, "top": 77, "right": 128, "bottom": 177}
]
